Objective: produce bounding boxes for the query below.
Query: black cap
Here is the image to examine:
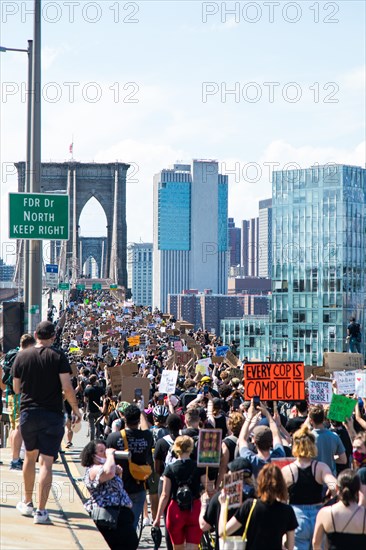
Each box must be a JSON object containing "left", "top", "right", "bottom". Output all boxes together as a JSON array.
[
  {"left": 228, "top": 457, "right": 253, "bottom": 476},
  {"left": 36, "top": 321, "right": 55, "bottom": 339},
  {"left": 151, "top": 526, "right": 162, "bottom": 550}
]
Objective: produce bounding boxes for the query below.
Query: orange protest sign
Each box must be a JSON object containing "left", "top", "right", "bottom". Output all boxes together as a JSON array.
[
  {"left": 128, "top": 335, "right": 140, "bottom": 347},
  {"left": 244, "top": 362, "right": 305, "bottom": 401}
]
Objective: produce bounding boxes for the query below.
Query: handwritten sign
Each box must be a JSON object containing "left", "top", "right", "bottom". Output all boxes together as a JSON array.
[
  {"left": 159, "top": 370, "right": 178, "bottom": 394},
  {"left": 225, "top": 351, "right": 240, "bottom": 368},
  {"left": 83, "top": 330, "right": 92, "bottom": 340},
  {"left": 173, "top": 340, "right": 183, "bottom": 352},
  {"left": 328, "top": 394, "right": 357, "bottom": 423},
  {"left": 355, "top": 371, "right": 366, "bottom": 398},
  {"left": 174, "top": 351, "right": 193, "bottom": 366},
  {"left": 223, "top": 471, "right": 244, "bottom": 509},
  {"left": 308, "top": 380, "right": 333, "bottom": 404},
  {"left": 323, "top": 352, "right": 363, "bottom": 372},
  {"left": 216, "top": 345, "right": 229, "bottom": 357},
  {"left": 244, "top": 362, "right": 305, "bottom": 400},
  {"left": 333, "top": 371, "right": 357, "bottom": 395},
  {"left": 127, "top": 335, "right": 140, "bottom": 347},
  {"left": 197, "top": 429, "right": 222, "bottom": 468},
  {"left": 195, "top": 358, "right": 211, "bottom": 375}
]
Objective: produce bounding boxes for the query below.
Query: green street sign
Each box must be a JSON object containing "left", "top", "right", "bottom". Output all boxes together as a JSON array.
[
  {"left": 59, "top": 282, "right": 70, "bottom": 290},
  {"left": 77, "top": 284, "right": 85, "bottom": 290},
  {"left": 9, "top": 193, "right": 69, "bottom": 240},
  {"left": 92, "top": 283, "right": 102, "bottom": 290},
  {"left": 110, "top": 284, "right": 117, "bottom": 289}
]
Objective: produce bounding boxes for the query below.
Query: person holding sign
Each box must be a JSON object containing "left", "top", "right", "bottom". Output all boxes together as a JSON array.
[
  {"left": 238, "top": 400, "right": 285, "bottom": 478},
  {"left": 153, "top": 435, "right": 206, "bottom": 550},
  {"left": 218, "top": 463, "right": 298, "bottom": 550}
]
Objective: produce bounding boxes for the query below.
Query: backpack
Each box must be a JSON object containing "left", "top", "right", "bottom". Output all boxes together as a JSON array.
[
  {"left": 164, "top": 435, "right": 177, "bottom": 467},
  {"left": 176, "top": 471, "right": 194, "bottom": 511},
  {"left": 1, "top": 348, "right": 19, "bottom": 393}
]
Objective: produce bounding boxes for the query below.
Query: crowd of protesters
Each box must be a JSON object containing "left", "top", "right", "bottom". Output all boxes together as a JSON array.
[{"left": 1, "top": 287, "right": 366, "bottom": 550}]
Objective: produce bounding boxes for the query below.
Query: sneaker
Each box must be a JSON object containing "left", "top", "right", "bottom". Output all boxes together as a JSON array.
[
  {"left": 10, "top": 459, "right": 23, "bottom": 471},
  {"left": 143, "top": 517, "right": 152, "bottom": 527},
  {"left": 34, "top": 510, "right": 51, "bottom": 524},
  {"left": 65, "top": 442, "right": 73, "bottom": 448},
  {"left": 17, "top": 501, "right": 34, "bottom": 517}
]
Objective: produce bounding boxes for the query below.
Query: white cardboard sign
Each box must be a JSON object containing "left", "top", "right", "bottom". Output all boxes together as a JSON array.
[
  {"left": 308, "top": 380, "right": 333, "bottom": 404},
  {"left": 159, "top": 370, "right": 178, "bottom": 395}
]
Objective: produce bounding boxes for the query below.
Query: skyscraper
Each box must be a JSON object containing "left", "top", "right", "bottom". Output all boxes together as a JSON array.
[
  {"left": 258, "top": 198, "right": 272, "bottom": 278},
  {"left": 127, "top": 243, "right": 153, "bottom": 306},
  {"left": 271, "top": 164, "right": 366, "bottom": 366},
  {"left": 228, "top": 218, "right": 241, "bottom": 267},
  {"left": 153, "top": 160, "right": 228, "bottom": 311},
  {"left": 241, "top": 217, "right": 259, "bottom": 276}
]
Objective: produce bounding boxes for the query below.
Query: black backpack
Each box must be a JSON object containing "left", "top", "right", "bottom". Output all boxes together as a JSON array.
[
  {"left": 1, "top": 348, "right": 19, "bottom": 393},
  {"left": 176, "top": 471, "right": 194, "bottom": 511}
]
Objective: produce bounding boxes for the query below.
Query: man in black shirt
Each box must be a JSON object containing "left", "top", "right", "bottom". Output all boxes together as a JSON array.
[
  {"left": 106, "top": 404, "right": 153, "bottom": 530},
  {"left": 347, "top": 317, "right": 361, "bottom": 353},
  {"left": 286, "top": 401, "right": 308, "bottom": 435},
  {"left": 84, "top": 374, "right": 105, "bottom": 440},
  {"left": 12, "top": 321, "right": 81, "bottom": 524}
]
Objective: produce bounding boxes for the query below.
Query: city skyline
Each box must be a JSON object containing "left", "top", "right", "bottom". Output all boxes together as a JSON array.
[{"left": 1, "top": 1, "right": 364, "bottom": 255}]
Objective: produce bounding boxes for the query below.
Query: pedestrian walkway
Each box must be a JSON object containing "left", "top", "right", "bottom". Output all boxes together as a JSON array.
[{"left": 0, "top": 445, "right": 108, "bottom": 550}]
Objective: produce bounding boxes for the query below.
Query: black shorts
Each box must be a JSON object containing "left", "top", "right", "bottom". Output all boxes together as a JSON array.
[{"left": 20, "top": 408, "right": 65, "bottom": 457}]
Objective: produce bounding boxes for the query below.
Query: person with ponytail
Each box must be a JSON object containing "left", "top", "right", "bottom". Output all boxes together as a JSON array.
[
  {"left": 281, "top": 425, "right": 337, "bottom": 550},
  {"left": 313, "top": 469, "right": 366, "bottom": 549}
]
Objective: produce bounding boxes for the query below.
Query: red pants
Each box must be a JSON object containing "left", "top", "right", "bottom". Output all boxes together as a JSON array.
[{"left": 166, "top": 498, "right": 202, "bottom": 545}]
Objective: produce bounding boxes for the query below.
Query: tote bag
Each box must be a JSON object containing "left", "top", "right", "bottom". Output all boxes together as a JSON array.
[{"left": 219, "top": 498, "right": 257, "bottom": 550}]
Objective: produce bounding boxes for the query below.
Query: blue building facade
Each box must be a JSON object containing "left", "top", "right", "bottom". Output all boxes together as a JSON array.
[{"left": 270, "top": 164, "right": 366, "bottom": 366}]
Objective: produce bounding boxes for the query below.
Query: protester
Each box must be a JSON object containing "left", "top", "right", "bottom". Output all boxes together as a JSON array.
[
  {"left": 106, "top": 403, "right": 153, "bottom": 530},
  {"left": 84, "top": 374, "right": 105, "bottom": 441},
  {"left": 238, "top": 400, "right": 285, "bottom": 477},
  {"left": 81, "top": 440, "right": 137, "bottom": 550},
  {"left": 200, "top": 456, "right": 255, "bottom": 550},
  {"left": 313, "top": 469, "right": 366, "bottom": 549},
  {"left": 308, "top": 405, "right": 347, "bottom": 475},
  {"left": 216, "top": 411, "right": 244, "bottom": 489},
  {"left": 281, "top": 425, "right": 337, "bottom": 550},
  {"left": 12, "top": 320, "right": 82, "bottom": 524},
  {"left": 153, "top": 435, "right": 206, "bottom": 550},
  {"left": 2, "top": 333, "right": 36, "bottom": 470},
  {"left": 218, "top": 463, "right": 298, "bottom": 550}
]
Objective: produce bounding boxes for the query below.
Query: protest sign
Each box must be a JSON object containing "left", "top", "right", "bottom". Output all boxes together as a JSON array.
[
  {"left": 195, "top": 358, "right": 211, "bottom": 375},
  {"left": 223, "top": 471, "right": 244, "bottom": 510},
  {"left": 225, "top": 351, "right": 241, "bottom": 368},
  {"left": 211, "top": 356, "right": 225, "bottom": 364},
  {"left": 159, "top": 370, "right": 179, "bottom": 394},
  {"left": 173, "top": 340, "right": 183, "bottom": 352},
  {"left": 355, "top": 371, "right": 366, "bottom": 397},
  {"left": 69, "top": 346, "right": 81, "bottom": 353},
  {"left": 121, "top": 377, "right": 150, "bottom": 404},
  {"left": 121, "top": 361, "right": 139, "bottom": 376},
  {"left": 216, "top": 345, "right": 229, "bottom": 357},
  {"left": 229, "top": 367, "right": 244, "bottom": 381},
  {"left": 108, "top": 365, "right": 123, "bottom": 394},
  {"left": 98, "top": 343, "right": 103, "bottom": 357},
  {"left": 174, "top": 351, "right": 193, "bottom": 366},
  {"left": 308, "top": 380, "right": 333, "bottom": 404},
  {"left": 197, "top": 429, "right": 222, "bottom": 467},
  {"left": 333, "top": 371, "right": 357, "bottom": 395},
  {"left": 323, "top": 352, "right": 363, "bottom": 372},
  {"left": 128, "top": 335, "right": 140, "bottom": 347},
  {"left": 244, "top": 362, "right": 305, "bottom": 400},
  {"left": 328, "top": 394, "right": 357, "bottom": 423},
  {"left": 110, "top": 347, "right": 119, "bottom": 358},
  {"left": 70, "top": 362, "right": 78, "bottom": 377}
]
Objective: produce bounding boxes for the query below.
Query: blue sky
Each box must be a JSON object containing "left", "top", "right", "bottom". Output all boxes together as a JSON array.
[{"left": 0, "top": 0, "right": 365, "bottom": 264}]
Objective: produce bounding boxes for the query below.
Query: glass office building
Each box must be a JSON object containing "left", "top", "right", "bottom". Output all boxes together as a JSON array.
[
  {"left": 271, "top": 164, "right": 366, "bottom": 366},
  {"left": 153, "top": 161, "right": 228, "bottom": 312},
  {"left": 221, "top": 315, "right": 271, "bottom": 361}
]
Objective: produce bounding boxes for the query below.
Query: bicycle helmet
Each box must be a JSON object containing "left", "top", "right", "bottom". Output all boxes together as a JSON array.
[{"left": 152, "top": 405, "right": 169, "bottom": 419}]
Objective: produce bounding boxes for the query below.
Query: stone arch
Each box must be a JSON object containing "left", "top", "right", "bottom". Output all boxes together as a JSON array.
[{"left": 15, "top": 161, "right": 130, "bottom": 287}]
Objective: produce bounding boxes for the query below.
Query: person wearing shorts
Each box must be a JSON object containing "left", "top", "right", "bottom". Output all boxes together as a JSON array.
[
  {"left": 153, "top": 435, "right": 206, "bottom": 549},
  {"left": 12, "top": 321, "right": 82, "bottom": 524}
]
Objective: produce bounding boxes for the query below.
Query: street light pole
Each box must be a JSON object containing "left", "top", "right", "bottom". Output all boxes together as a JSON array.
[
  {"left": 28, "top": 0, "right": 42, "bottom": 331},
  {"left": 0, "top": 41, "right": 33, "bottom": 331}
]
